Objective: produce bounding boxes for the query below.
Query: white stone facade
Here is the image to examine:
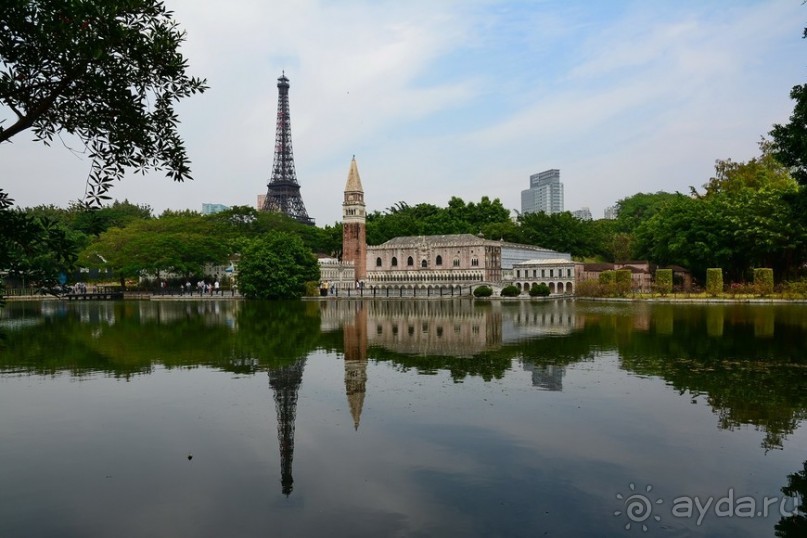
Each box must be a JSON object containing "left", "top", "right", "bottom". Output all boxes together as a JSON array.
[
  {"left": 318, "top": 258, "right": 356, "bottom": 292},
  {"left": 511, "top": 259, "right": 576, "bottom": 295}
]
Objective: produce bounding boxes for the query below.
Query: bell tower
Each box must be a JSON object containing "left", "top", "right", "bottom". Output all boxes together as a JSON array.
[{"left": 342, "top": 156, "right": 366, "bottom": 281}]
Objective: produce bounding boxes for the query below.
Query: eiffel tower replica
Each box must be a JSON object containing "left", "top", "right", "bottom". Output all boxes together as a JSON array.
[
  {"left": 261, "top": 72, "right": 314, "bottom": 225},
  {"left": 269, "top": 358, "right": 306, "bottom": 496}
]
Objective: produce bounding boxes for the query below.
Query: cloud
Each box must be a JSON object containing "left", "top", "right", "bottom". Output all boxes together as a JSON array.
[{"left": 1, "top": 0, "right": 803, "bottom": 224}]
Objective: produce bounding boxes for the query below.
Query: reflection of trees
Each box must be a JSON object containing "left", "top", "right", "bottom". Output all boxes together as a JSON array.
[
  {"left": 0, "top": 300, "right": 322, "bottom": 376},
  {"left": 775, "top": 460, "right": 807, "bottom": 537},
  {"left": 615, "top": 305, "right": 807, "bottom": 451},
  {"left": 3, "top": 299, "right": 806, "bottom": 452}
]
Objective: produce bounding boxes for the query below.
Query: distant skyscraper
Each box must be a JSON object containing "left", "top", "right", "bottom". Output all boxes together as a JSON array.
[
  {"left": 202, "top": 203, "right": 230, "bottom": 215},
  {"left": 572, "top": 207, "right": 592, "bottom": 221},
  {"left": 521, "top": 169, "right": 564, "bottom": 215},
  {"left": 604, "top": 205, "right": 619, "bottom": 220}
]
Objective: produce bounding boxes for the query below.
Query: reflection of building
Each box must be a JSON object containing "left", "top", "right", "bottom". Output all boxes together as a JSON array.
[
  {"left": 320, "top": 299, "right": 585, "bottom": 355},
  {"left": 268, "top": 358, "right": 306, "bottom": 495},
  {"left": 522, "top": 362, "right": 565, "bottom": 391},
  {"left": 501, "top": 299, "right": 580, "bottom": 342},
  {"left": 342, "top": 301, "right": 368, "bottom": 429},
  {"left": 319, "top": 299, "right": 503, "bottom": 357}
]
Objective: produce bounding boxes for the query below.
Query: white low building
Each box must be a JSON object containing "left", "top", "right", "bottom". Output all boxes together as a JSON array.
[
  {"left": 511, "top": 258, "right": 576, "bottom": 295},
  {"left": 318, "top": 257, "right": 356, "bottom": 293}
]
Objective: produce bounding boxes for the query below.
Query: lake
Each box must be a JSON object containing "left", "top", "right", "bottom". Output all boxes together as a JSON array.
[{"left": 1, "top": 299, "right": 805, "bottom": 537}]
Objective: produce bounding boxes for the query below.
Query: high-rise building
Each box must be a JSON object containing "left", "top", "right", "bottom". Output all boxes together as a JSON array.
[
  {"left": 202, "top": 203, "right": 230, "bottom": 215},
  {"left": 572, "top": 207, "right": 592, "bottom": 221},
  {"left": 521, "top": 169, "right": 563, "bottom": 215},
  {"left": 604, "top": 205, "right": 619, "bottom": 220}
]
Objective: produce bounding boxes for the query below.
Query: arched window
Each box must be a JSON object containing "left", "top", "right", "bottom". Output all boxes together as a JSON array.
[
  {"left": 453, "top": 258, "right": 460, "bottom": 267},
  {"left": 421, "top": 259, "right": 427, "bottom": 268},
  {"left": 392, "top": 257, "right": 398, "bottom": 267},
  {"left": 407, "top": 256, "right": 414, "bottom": 266},
  {"left": 436, "top": 255, "right": 442, "bottom": 266},
  {"left": 376, "top": 257, "right": 382, "bottom": 267}
]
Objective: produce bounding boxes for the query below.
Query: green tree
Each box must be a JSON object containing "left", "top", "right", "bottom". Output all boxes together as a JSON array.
[
  {"left": 0, "top": 207, "right": 78, "bottom": 289},
  {"left": 70, "top": 199, "right": 152, "bottom": 236},
  {"left": 770, "top": 84, "right": 807, "bottom": 186},
  {"left": 0, "top": 0, "right": 207, "bottom": 205},
  {"left": 519, "top": 211, "right": 600, "bottom": 258},
  {"left": 237, "top": 232, "right": 320, "bottom": 300},
  {"left": 613, "top": 192, "right": 681, "bottom": 233},
  {"left": 703, "top": 142, "right": 796, "bottom": 196},
  {"left": 80, "top": 215, "right": 228, "bottom": 284}
]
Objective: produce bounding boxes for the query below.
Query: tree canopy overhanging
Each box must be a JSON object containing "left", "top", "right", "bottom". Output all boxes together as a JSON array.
[{"left": 0, "top": 0, "right": 207, "bottom": 205}]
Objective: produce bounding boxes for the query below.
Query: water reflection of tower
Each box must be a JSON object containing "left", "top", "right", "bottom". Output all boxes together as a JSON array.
[
  {"left": 522, "top": 362, "right": 565, "bottom": 391},
  {"left": 343, "top": 301, "right": 368, "bottom": 429},
  {"left": 268, "top": 358, "right": 306, "bottom": 495}
]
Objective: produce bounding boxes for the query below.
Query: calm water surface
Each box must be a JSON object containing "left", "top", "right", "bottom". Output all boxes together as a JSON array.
[{"left": 1, "top": 299, "right": 805, "bottom": 537}]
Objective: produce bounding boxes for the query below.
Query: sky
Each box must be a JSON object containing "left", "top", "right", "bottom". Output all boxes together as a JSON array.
[{"left": 2, "top": 0, "right": 805, "bottom": 225}]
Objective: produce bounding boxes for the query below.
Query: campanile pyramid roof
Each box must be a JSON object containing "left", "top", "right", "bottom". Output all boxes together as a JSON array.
[{"left": 344, "top": 156, "right": 364, "bottom": 192}]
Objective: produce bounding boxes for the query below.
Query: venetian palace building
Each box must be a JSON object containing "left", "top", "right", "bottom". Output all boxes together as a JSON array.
[{"left": 331, "top": 158, "right": 576, "bottom": 295}]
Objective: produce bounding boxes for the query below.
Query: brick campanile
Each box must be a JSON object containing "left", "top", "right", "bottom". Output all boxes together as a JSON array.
[{"left": 342, "top": 156, "right": 367, "bottom": 280}]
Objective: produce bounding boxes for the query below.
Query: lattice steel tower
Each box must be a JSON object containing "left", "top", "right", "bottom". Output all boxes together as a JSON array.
[
  {"left": 262, "top": 72, "right": 314, "bottom": 225},
  {"left": 269, "top": 358, "right": 306, "bottom": 496}
]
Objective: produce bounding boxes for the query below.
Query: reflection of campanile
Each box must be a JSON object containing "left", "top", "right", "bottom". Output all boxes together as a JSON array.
[
  {"left": 342, "top": 156, "right": 366, "bottom": 280},
  {"left": 343, "top": 302, "right": 368, "bottom": 429}
]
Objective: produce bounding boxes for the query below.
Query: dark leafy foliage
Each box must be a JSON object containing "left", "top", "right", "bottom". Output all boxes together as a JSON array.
[
  {"left": 0, "top": 0, "right": 207, "bottom": 206},
  {"left": 238, "top": 232, "right": 320, "bottom": 300}
]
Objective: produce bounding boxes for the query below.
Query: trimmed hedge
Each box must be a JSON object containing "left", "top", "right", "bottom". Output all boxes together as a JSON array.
[
  {"left": 599, "top": 270, "right": 616, "bottom": 295},
  {"left": 473, "top": 285, "right": 493, "bottom": 297},
  {"left": 753, "top": 268, "right": 774, "bottom": 296},
  {"left": 655, "top": 269, "right": 673, "bottom": 296},
  {"left": 500, "top": 284, "right": 521, "bottom": 297},
  {"left": 706, "top": 268, "right": 723, "bottom": 296},
  {"left": 530, "top": 282, "right": 551, "bottom": 297},
  {"left": 599, "top": 270, "right": 615, "bottom": 285},
  {"left": 615, "top": 269, "right": 632, "bottom": 296}
]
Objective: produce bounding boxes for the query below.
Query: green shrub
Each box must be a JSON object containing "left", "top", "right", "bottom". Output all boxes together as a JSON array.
[
  {"left": 615, "top": 269, "right": 632, "bottom": 296},
  {"left": 706, "top": 268, "right": 723, "bottom": 296},
  {"left": 575, "top": 279, "right": 604, "bottom": 297},
  {"left": 530, "top": 282, "right": 551, "bottom": 297},
  {"left": 599, "top": 270, "right": 616, "bottom": 296},
  {"left": 500, "top": 284, "right": 521, "bottom": 297},
  {"left": 655, "top": 269, "right": 673, "bottom": 296},
  {"left": 473, "top": 285, "right": 493, "bottom": 297},
  {"left": 782, "top": 279, "right": 807, "bottom": 299},
  {"left": 753, "top": 268, "right": 774, "bottom": 296},
  {"left": 304, "top": 281, "right": 320, "bottom": 297}
]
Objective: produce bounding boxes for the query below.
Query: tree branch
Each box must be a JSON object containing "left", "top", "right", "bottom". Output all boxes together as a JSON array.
[{"left": 0, "top": 73, "right": 79, "bottom": 143}]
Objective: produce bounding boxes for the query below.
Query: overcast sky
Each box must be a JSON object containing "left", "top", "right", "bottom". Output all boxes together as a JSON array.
[{"left": 2, "top": 0, "right": 804, "bottom": 225}]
